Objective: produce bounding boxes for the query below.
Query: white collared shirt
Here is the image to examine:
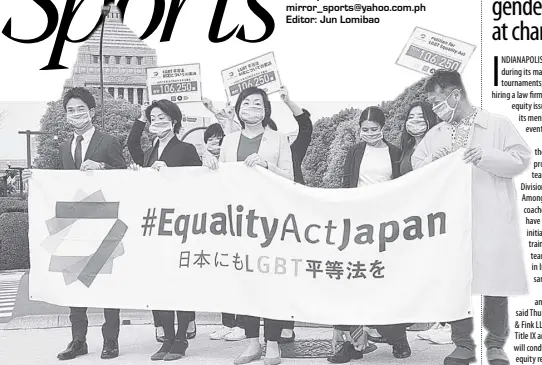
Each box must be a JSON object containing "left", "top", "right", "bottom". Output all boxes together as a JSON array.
[{"left": 71, "top": 126, "right": 96, "bottom": 160}]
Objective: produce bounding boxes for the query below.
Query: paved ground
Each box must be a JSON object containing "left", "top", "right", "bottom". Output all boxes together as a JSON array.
[
  {"left": 0, "top": 270, "right": 462, "bottom": 364},
  {"left": 0, "top": 271, "right": 24, "bottom": 323},
  {"left": 0, "top": 324, "right": 453, "bottom": 365}
]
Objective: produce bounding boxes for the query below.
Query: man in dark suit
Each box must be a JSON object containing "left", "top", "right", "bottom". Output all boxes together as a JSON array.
[{"left": 24, "top": 87, "right": 126, "bottom": 360}]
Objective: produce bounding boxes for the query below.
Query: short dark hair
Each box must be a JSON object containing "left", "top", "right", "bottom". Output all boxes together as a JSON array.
[
  {"left": 425, "top": 69, "right": 467, "bottom": 97},
  {"left": 234, "top": 87, "right": 271, "bottom": 129},
  {"left": 359, "top": 106, "right": 386, "bottom": 128},
  {"left": 145, "top": 100, "right": 183, "bottom": 134},
  {"left": 63, "top": 87, "right": 96, "bottom": 111},
  {"left": 267, "top": 119, "right": 278, "bottom": 131},
  {"left": 204, "top": 123, "right": 225, "bottom": 144}
]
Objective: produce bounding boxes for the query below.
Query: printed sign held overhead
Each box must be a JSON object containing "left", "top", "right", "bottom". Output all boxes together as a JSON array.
[
  {"left": 222, "top": 52, "right": 282, "bottom": 103},
  {"left": 396, "top": 27, "right": 476, "bottom": 76},
  {"left": 147, "top": 64, "right": 202, "bottom": 104}
]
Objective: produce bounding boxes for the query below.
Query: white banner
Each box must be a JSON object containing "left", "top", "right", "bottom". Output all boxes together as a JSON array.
[
  {"left": 221, "top": 52, "right": 282, "bottom": 103},
  {"left": 147, "top": 63, "right": 202, "bottom": 103},
  {"left": 28, "top": 151, "right": 473, "bottom": 325},
  {"left": 396, "top": 27, "right": 476, "bottom": 76}
]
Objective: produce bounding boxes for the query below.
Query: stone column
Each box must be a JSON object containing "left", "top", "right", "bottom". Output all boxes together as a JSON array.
[
  {"left": 134, "top": 88, "right": 139, "bottom": 105},
  {"left": 114, "top": 88, "right": 119, "bottom": 99}
]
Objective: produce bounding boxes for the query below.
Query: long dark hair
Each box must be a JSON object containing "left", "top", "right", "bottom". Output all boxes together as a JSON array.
[
  {"left": 399, "top": 101, "right": 438, "bottom": 163},
  {"left": 234, "top": 87, "right": 272, "bottom": 129},
  {"left": 145, "top": 100, "right": 183, "bottom": 134}
]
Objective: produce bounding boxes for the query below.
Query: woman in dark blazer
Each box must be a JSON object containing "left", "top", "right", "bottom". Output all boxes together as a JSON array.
[
  {"left": 330, "top": 107, "right": 410, "bottom": 364},
  {"left": 127, "top": 100, "right": 201, "bottom": 361}
]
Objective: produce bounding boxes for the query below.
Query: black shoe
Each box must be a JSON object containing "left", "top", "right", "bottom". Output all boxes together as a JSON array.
[
  {"left": 187, "top": 321, "right": 197, "bottom": 340},
  {"left": 278, "top": 330, "right": 295, "bottom": 344},
  {"left": 151, "top": 341, "right": 172, "bottom": 361},
  {"left": 57, "top": 340, "right": 88, "bottom": 360},
  {"left": 163, "top": 339, "right": 189, "bottom": 361},
  {"left": 392, "top": 342, "right": 412, "bottom": 359},
  {"left": 101, "top": 340, "right": 119, "bottom": 359},
  {"left": 367, "top": 334, "right": 387, "bottom": 343},
  {"left": 327, "top": 342, "right": 363, "bottom": 363}
]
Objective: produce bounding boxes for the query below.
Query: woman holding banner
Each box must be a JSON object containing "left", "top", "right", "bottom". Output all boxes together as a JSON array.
[
  {"left": 127, "top": 100, "right": 202, "bottom": 361},
  {"left": 203, "top": 86, "right": 293, "bottom": 365},
  {"left": 329, "top": 106, "right": 411, "bottom": 363}
]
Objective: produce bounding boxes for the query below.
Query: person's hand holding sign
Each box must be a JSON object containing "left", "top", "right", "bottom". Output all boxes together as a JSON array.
[
  {"left": 463, "top": 146, "right": 483, "bottom": 165},
  {"left": 432, "top": 147, "right": 451, "bottom": 162},
  {"left": 279, "top": 85, "right": 304, "bottom": 117},
  {"left": 81, "top": 160, "right": 104, "bottom": 171},
  {"left": 202, "top": 152, "right": 219, "bottom": 170},
  {"left": 244, "top": 153, "right": 268, "bottom": 168},
  {"left": 139, "top": 102, "right": 149, "bottom": 123},
  {"left": 151, "top": 161, "right": 167, "bottom": 171}
]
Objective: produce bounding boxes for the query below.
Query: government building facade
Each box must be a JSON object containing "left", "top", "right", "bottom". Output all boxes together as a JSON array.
[{"left": 63, "top": 6, "right": 157, "bottom": 105}]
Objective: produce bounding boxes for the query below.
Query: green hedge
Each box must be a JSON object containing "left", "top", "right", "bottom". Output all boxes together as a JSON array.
[
  {"left": 0, "top": 212, "right": 30, "bottom": 270},
  {"left": 0, "top": 198, "right": 28, "bottom": 215}
]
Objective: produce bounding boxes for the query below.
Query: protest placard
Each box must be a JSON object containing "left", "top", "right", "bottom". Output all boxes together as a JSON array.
[
  {"left": 221, "top": 52, "right": 282, "bottom": 103},
  {"left": 147, "top": 63, "right": 202, "bottom": 103},
  {"left": 396, "top": 27, "right": 476, "bottom": 76}
]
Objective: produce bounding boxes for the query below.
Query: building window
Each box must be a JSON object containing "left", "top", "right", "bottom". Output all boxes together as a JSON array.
[
  {"left": 137, "top": 89, "right": 144, "bottom": 105},
  {"left": 126, "top": 56, "right": 132, "bottom": 65},
  {"left": 108, "top": 88, "right": 115, "bottom": 97},
  {"left": 118, "top": 88, "right": 124, "bottom": 99},
  {"left": 93, "top": 55, "right": 99, "bottom": 63},
  {"left": 104, "top": 56, "right": 110, "bottom": 64},
  {"left": 128, "top": 89, "right": 134, "bottom": 104},
  {"left": 115, "top": 56, "right": 121, "bottom": 64},
  {"left": 137, "top": 57, "right": 143, "bottom": 65}
]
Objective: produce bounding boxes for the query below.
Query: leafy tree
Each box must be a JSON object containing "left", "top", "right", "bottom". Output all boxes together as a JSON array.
[
  {"left": 322, "top": 118, "right": 359, "bottom": 188},
  {"left": 34, "top": 88, "right": 150, "bottom": 169},
  {"left": 302, "top": 108, "right": 359, "bottom": 188}
]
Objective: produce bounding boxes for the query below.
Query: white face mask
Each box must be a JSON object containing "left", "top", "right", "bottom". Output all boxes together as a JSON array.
[
  {"left": 206, "top": 141, "right": 221, "bottom": 156},
  {"left": 360, "top": 130, "right": 384, "bottom": 145},
  {"left": 239, "top": 106, "right": 265, "bottom": 125},
  {"left": 67, "top": 111, "right": 91, "bottom": 129},
  {"left": 405, "top": 118, "right": 428, "bottom": 137},
  {"left": 432, "top": 89, "right": 460, "bottom": 123},
  {"left": 149, "top": 121, "right": 173, "bottom": 138}
]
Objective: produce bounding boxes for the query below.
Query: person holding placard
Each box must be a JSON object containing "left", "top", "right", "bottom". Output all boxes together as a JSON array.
[
  {"left": 127, "top": 100, "right": 202, "bottom": 361},
  {"left": 203, "top": 86, "right": 293, "bottom": 365},
  {"left": 412, "top": 70, "right": 531, "bottom": 365}
]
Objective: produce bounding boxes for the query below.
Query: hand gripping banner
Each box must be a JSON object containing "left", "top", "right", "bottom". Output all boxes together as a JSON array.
[{"left": 28, "top": 151, "right": 473, "bottom": 325}]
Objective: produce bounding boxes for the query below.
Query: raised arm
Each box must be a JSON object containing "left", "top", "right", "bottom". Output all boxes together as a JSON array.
[{"left": 127, "top": 104, "right": 147, "bottom": 166}]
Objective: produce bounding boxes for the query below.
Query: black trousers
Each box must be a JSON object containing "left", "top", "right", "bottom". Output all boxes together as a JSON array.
[
  {"left": 153, "top": 310, "right": 195, "bottom": 328},
  {"left": 244, "top": 316, "right": 283, "bottom": 341},
  {"left": 156, "top": 310, "right": 194, "bottom": 342},
  {"left": 223, "top": 313, "right": 244, "bottom": 328},
  {"left": 451, "top": 296, "right": 509, "bottom": 351},
  {"left": 282, "top": 321, "right": 294, "bottom": 330},
  {"left": 334, "top": 324, "right": 408, "bottom": 345},
  {"left": 70, "top": 307, "right": 120, "bottom": 343}
]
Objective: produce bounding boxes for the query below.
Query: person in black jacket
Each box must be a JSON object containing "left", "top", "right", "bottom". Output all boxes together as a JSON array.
[
  {"left": 127, "top": 100, "right": 201, "bottom": 361},
  {"left": 24, "top": 87, "right": 126, "bottom": 361},
  {"left": 329, "top": 107, "right": 410, "bottom": 364}
]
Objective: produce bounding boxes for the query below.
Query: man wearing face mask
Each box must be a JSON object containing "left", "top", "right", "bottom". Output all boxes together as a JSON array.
[
  {"left": 22, "top": 87, "right": 126, "bottom": 360},
  {"left": 412, "top": 70, "right": 531, "bottom": 365}
]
